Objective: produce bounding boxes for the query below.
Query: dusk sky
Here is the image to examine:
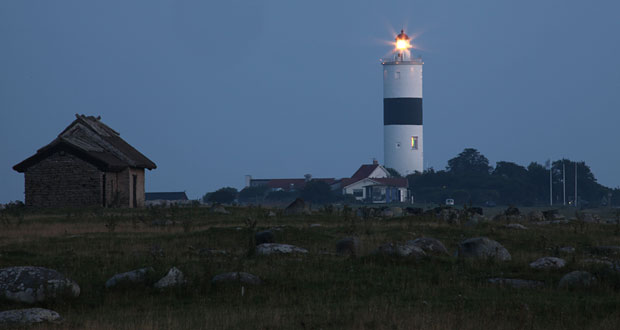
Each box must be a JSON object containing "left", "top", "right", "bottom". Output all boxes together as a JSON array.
[{"left": 1, "top": 0, "right": 619, "bottom": 203}]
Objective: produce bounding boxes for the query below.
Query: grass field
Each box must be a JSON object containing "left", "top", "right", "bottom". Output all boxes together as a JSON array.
[{"left": 0, "top": 205, "right": 619, "bottom": 329}]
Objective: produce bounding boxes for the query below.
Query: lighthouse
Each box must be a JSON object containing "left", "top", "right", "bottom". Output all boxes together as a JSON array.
[{"left": 382, "top": 30, "right": 423, "bottom": 176}]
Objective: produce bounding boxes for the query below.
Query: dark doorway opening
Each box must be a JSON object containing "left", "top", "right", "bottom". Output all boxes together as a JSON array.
[
  {"left": 102, "top": 173, "right": 106, "bottom": 207},
  {"left": 132, "top": 174, "right": 137, "bottom": 208}
]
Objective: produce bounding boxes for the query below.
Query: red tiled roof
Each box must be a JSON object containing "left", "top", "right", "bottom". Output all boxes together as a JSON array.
[{"left": 351, "top": 164, "right": 380, "bottom": 179}]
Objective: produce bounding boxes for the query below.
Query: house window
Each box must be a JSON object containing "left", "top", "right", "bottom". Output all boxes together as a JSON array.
[
  {"left": 353, "top": 189, "right": 363, "bottom": 197},
  {"left": 411, "top": 136, "right": 418, "bottom": 150},
  {"left": 394, "top": 71, "right": 400, "bottom": 79}
]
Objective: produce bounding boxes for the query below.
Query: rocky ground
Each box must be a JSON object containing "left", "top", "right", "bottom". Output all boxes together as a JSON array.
[{"left": 0, "top": 204, "right": 619, "bottom": 329}]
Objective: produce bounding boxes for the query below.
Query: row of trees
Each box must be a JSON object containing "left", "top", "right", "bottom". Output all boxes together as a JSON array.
[
  {"left": 203, "top": 148, "right": 619, "bottom": 207},
  {"left": 408, "top": 148, "right": 618, "bottom": 207}
]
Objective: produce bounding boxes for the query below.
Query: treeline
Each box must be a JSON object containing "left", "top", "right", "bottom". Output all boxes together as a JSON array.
[{"left": 407, "top": 148, "right": 619, "bottom": 207}]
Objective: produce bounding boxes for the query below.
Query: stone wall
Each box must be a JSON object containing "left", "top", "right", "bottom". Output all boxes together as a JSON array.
[{"left": 24, "top": 151, "right": 102, "bottom": 208}]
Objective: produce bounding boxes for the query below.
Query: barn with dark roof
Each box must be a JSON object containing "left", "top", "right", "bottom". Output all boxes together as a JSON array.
[{"left": 13, "top": 114, "right": 156, "bottom": 208}]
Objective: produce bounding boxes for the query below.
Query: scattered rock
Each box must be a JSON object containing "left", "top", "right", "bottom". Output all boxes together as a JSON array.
[
  {"left": 154, "top": 267, "right": 186, "bottom": 289},
  {"left": 527, "top": 211, "right": 544, "bottom": 222},
  {"left": 559, "top": 271, "right": 596, "bottom": 289},
  {"left": 373, "top": 243, "right": 426, "bottom": 258},
  {"left": 591, "top": 246, "right": 620, "bottom": 256},
  {"left": 558, "top": 246, "right": 575, "bottom": 254},
  {"left": 0, "top": 308, "right": 62, "bottom": 326},
  {"left": 457, "top": 237, "right": 511, "bottom": 261},
  {"left": 504, "top": 206, "right": 520, "bottom": 216},
  {"left": 211, "top": 272, "right": 262, "bottom": 285},
  {"left": 488, "top": 278, "right": 544, "bottom": 289},
  {"left": 255, "top": 230, "right": 275, "bottom": 246},
  {"left": 211, "top": 205, "right": 230, "bottom": 214},
  {"left": 105, "top": 267, "right": 154, "bottom": 289},
  {"left": 284, "top": 198, "right": 310, "bottom": 215},
  {"left": 505, "top": 223, "right": 528, "bottom": 230},
  {"left": 0, "top": 266, "right": 80, "bottom": 304},
  {"left": 530, "top": 257, "right": 566, "bottom": 270},
  {"left": 255, "top": 243, "right": 308, "bottom": 255},
  {"left": 336, "top": 237, "right": 361, "bottom": 256},
  {"left": 198, "top": 249, "right": 228, "bottom": 256},
  {"left": 309, "top": 223, "right": 321, "bottom": 228},
  {"left": 407, "top": 237, "right": 449, "bottom": 256},
  {"left": 267, "top": 211, "right": 277, "bottom": 217}
]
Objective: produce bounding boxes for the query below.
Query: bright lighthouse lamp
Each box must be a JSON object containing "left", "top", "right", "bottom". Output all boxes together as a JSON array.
[{"left": 394, "top": 30, "right": 411, "bottom": 51}]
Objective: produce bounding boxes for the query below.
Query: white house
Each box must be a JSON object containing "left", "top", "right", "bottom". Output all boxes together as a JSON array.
[{"left": 339, "top": 160, "right": 409, "bottom": 203}]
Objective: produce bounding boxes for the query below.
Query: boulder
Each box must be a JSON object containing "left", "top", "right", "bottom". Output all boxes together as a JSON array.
[
  {"left": 505, "top": 223, "right": 528, "bottom": 230},
  {"left": 336, "top": 237, "right": 361, "bottom": 256},
  {"left": 457, "top": 237, "right": 511, "bottom": 261},
  {"left": 255, "top": 230, "right": 275, "bottom": 246},
  {"left": 105, "top": 267, "right": 154, "bottom": 289},
  {"left": 487, "top": 278, "right": 544, "bottom": 289},
  {"left": 0, "top": 266, "right": 80, "bottom": 304},
  {"left": 211, "top": 205, "right": 230, "bottom": 214},
  {"left": 198, "top": 248, "right": 228, "bottom": 256},
  {"left": 0, "top": 308, "right": 62, "bottom": 326},
  {"left": 309, "top": 223, "right": 322, "bottom": 228},
  {"left": 504, "top": 206, "right": 520, "bottom": 216},
  {"left": 284, "top": 198, "right": 310, "bottom": 215},
  {"left": 527, "top": 211, "right": 544, "bottom": 222},
  {"left": 255, "top": 243, "right": 308, "bottom": 255},
  {"left": 153, "top": 267, "right": 186, "bottom": 289},
  {"left": 529, "top": 257, "right": 566, "bottom": 270},
  {"left": 267, "top": 211, "right": 277, "bottom": 217},
  {"left": 558, "top": 246, "right": 575, "bottom": 254},
  {"left": 373, "top": 243, "right": 426, "bottom": 258},
  {"left": 558, "top": 271, "right": 596, "bottom": 289},
  {"left": 407, "top": 237, "right": 449, "bottom": 256},
  {"left": 211, "top": 272, "right": 262, "bottom": 285}
]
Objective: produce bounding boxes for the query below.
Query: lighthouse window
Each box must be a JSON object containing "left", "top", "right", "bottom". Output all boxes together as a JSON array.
[
  {"left": 396, "top": 142, "right": 401, "bottom": 148},
  {"left": 411, "top": 136, "right": 418, "bottom": 150},
  {"left": 394, "top": 71, "right": 400, "bottom": 79}
]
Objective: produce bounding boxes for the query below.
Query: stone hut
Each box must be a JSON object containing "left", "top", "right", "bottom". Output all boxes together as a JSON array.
[{"left": 13, "top": 114, "right": 156, "bottom": 208}]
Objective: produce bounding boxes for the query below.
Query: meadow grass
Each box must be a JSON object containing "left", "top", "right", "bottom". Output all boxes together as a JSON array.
[{"left": 0, "top": 206, "right": 619, "bottom": 329}]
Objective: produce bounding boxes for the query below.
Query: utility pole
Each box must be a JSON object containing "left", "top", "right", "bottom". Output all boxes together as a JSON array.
[
  {"left": 575, "top": 162, "right": 578, "bottom": 208},
  {"left": 563, "top": 162, "right": 566, "bottom": 206},
  {"left": 549, "top": 159, "right": 553, "bottom": 206}
]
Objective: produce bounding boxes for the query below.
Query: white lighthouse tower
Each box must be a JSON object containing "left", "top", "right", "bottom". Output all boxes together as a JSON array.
[{"left": 382, "top": 30, "right": 423, "bottom": 176}]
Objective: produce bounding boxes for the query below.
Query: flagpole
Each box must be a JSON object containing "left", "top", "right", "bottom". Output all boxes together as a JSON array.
[
  {"left": 549, "top": 160, "right": 553, "bottom": 206},
  {"left": 563, "top": 162, "right": 566, "bottom": 206}
]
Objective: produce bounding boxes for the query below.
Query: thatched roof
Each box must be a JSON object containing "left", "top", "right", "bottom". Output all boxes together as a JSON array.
[{"left": 13, "top": 114, "right": 156, "bottom": 172}]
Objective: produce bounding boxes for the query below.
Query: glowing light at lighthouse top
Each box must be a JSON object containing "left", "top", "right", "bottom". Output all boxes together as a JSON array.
[{"left": 395, "top": 30, "right": 411, "bottom": 51}]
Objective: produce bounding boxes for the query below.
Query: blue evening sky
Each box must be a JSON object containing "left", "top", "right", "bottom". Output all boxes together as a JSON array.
[{"left": 1, "top": 0, "right": 619, "bottom": 202}]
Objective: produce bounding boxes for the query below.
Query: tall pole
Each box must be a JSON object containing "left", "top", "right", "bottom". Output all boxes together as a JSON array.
[
  {"left": 575, "top": 162, "right": 578, "bottom": 208},
  {"left": 563, "top": 162, "right": 566, "bottom": 206},
  {"left": 549, "top": 160, "right": 553, "bottom": 206}
]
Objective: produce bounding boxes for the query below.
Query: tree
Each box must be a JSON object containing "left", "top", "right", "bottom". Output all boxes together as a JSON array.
[
  {"left": 205, "top": 187, "right": 238, "bottom": 204},
  {"left": 238, "top": 185, "right": 270, "bottom": 203},
  {"left": 300, "top": 180, "right": 334, "bottom": 204},
  {"left": 446, "top": 148, "right": 491, "bottom": 176},
  {"left": 493, "top": 161, "right": 528, "bottom": 179},
  {"left": 385, "top": 167, "right": 402, "bottom": 178}
]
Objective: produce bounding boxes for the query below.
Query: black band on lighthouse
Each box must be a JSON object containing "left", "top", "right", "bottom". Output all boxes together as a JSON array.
[{"left": 383, "top": 98, "right": 423, "bottom": 125}]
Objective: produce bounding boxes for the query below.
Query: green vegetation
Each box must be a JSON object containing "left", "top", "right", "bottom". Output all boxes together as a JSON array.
[
  {"left": 0, "top": 206, "right": 619, "bottom": 329},
  {"left": 408, "top": 148, "right": 619, "bottom": 207}
]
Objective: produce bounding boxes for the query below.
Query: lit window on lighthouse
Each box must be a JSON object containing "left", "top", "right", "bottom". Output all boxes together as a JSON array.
[{"left": 411, "top": 136, "right": 418, "bottom": 150}]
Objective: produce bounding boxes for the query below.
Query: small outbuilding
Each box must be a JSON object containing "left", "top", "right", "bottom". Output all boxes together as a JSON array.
[{"left": 13, "top": 114, "right": 156, "bottom": 208}]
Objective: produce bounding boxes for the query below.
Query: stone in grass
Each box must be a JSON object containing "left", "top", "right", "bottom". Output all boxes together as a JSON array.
[
  {"left": 558, "top": 271, "right": 596, "bottom": 289},
  {"left": 406, "top": 237, "right": 449, "bottom": 256},
  {"left": 373, "top": 243, "right": 426, "bottom": 259},
  {"left": 457, "top": 237, "right": 511, "bottom": 262},
  {"left": 105, "top": 267, "right": 155, "bottom": 289},
  {"left": 211, "top": 272, "right": 262, "bottom": 286},
  {"left": 336, "top": 237, "right": 361, "bottom": 256},
  {"left": 0, "top": 308, "right": 62, "bottom": 326},
  {"left": 488, "top": 278, "right": 544, "bottom": 289},
  {"left": 505, "top": 223, "right": 528, "bottom": 230},
  {"left": 558, "top": 247, "right": 575, "bottom": 254},
  {"left": 255, "top": 230, "right": 275, "bottom": 246},
  {"left": 255, "top": 243, "right": 308, "bottom": 255},
  {"left": 0, "top": 266, "right": 80, "bottom": 304},
  {"left": 153, "top": 267, "right": 186, "bottom": 289},
  {"left": 529, "top": 257, "right": 566, "bottom": 270}
]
